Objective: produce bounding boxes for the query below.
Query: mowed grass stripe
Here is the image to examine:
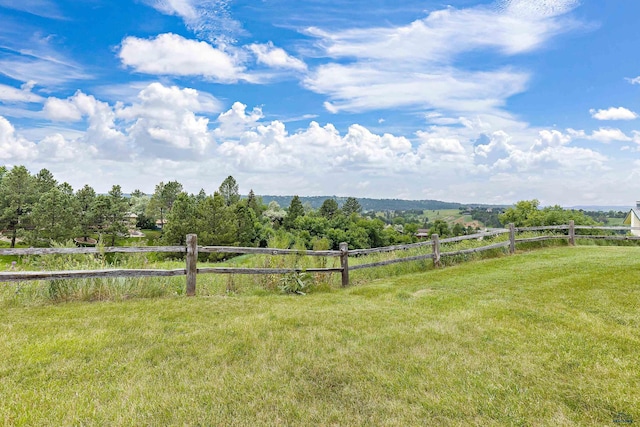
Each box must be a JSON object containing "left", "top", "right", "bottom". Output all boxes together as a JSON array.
[{"left": 1, "top": 246, "right": 639, "bottom": 426}]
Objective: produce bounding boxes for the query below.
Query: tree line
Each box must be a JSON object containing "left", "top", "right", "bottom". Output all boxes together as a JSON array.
[
  {"left": 0, "top": 166, "right": 606, "bottom": 251},
  {"left": 0, "top": 166, "right": 420, "bottom": 251}
]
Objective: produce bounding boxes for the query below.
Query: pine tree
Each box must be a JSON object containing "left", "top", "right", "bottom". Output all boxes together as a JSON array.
[
  {"left": 342, "top": 197, "right": 362, "bottom": 216},
  {"left": 197, "top": 192, "right": 237, "bottom": 246},
  {"left": 284, "top": 195, "right": 305, "bottom": 229},
  {"left": 76, "top": 185, "right": 97, "bottom": 242},
  {"left": 34, "top": 168, "right": 57, "bottom": 195},
  {"left": 104, "top": 185, "right": 130, "bottom": 246},
  {"left": 147, "top": 180, "right": 183, "bottom": 232},
  {"left": 31, "top": 187, "right": 79, "bottom": 244},
  {"left": 235, "top": 203, "right": 257, "bottom": 247},
  {"left": 0, "top": 166, "right": 37, "bottom": 247},
  {"left": 319, "top": 198, "right": 339, "bottom": 219},
  {"left": 162, "top": 193, "right": 197, "bottom": 246},
  {"left": 219, "top": 176, "right": 240, "bottom": 206}
]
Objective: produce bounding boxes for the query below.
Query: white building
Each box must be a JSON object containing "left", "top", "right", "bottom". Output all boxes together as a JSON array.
[{"left": 623, "top": 202, "right": 640, "bottom": 236}]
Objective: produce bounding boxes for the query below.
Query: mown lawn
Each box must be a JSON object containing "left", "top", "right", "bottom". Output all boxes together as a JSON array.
[{"left": 1, "top": 246, "right": 639, "bottom": 426}]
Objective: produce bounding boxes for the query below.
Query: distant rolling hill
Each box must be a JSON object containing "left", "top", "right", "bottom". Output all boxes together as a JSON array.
[{"left": 258, "top": 195, "right": 504, "bottom": 211}]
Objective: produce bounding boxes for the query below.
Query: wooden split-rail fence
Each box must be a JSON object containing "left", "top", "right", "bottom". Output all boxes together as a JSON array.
[{"left": 0, "top": 221, "right": 639, "bottom": 295}]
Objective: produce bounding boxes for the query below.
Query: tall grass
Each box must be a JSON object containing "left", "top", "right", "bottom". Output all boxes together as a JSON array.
[{"left": 2, "top": 229, "right": 637, "bottom": 306}]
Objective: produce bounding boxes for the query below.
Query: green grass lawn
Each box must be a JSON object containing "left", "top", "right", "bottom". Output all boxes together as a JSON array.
[{"left": 1, "top": 246, "right": 639, "bottom": 426}]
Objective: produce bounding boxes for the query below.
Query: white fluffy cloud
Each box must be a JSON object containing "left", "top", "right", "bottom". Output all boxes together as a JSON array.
[
  {"left": 0, "top": 82, "right": 624, "bottom": 205},
  {"left": 248, "top": 42, "right": 307, "bottom": 71},
  {"left": 590, "top": 107, "right": 638, "bottom": 121},
  {"left": 119, "top": 33, "right": 245, "bottom": 82},
  {"left": 119, "top": 83, "right": 216, "bottom": 159},
  {"left": 40, "top": 83, "right": 223, "bottom": 160},
  {"left": 0, "top": 115, "right": 37, "bottom": 160}
]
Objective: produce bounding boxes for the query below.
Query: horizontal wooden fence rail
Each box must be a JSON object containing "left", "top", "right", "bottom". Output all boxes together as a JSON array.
[
  {"left": 0, "top": 268, "right": 187, "bottom": 281},
  {"left": 1, "top": 224, "right": 640, "bottom": 295},
  {"left": 0, "top": 246, "right": 187, "bottom": 256},
  {"left": 198, "top": 246, "right": 341, "bottom": 257}
]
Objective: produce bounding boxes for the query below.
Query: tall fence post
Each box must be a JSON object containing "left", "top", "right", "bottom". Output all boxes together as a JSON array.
[
  {"left": 432, "top": 234, "right": 441, "bottom": 268},
  {"left": 509, "top": 223, "right": 516, "bottom": 254},
  {"left": 340, "top": 242, "right": 349, "bottom": 287},
  {"left": 186, "top": 234, "right": 198, "bottom": 296},
  {"left": 569, "top": 220, "right": 575, "bottom": 246}
]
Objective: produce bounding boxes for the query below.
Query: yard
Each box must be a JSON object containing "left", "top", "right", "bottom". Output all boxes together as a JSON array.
[{"left": 1, "top": 246, "right": 638, "bottom": 425}]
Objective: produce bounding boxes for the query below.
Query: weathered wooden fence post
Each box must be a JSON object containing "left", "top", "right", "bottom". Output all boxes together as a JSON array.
[
  {"left": 340, "top": 242, "right": 349, "bottom": 287},
  {"left": 509, "top": 223, "right": 516, "bottom": 254},
  {"left": 432, "top": 234, "right": 441, "bottom": 267},
  {"left": 569, "top": 220, "right": 575, "bottom": 246},
  {"left": 186, "top": 234, "right": 198, "bottom": 296}
]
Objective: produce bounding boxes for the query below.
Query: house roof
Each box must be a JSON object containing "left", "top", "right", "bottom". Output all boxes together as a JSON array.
[{"left": 623, "top": 208, "right": 640, "bottom": 225}]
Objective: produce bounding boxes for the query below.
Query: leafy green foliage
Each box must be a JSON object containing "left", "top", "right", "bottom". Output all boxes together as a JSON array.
[
  {"left": 279, "top": 271, "right": 313, "bottom": 295},
  {"left": 500, "top": 199, "right": 599, "bottom": 227}
]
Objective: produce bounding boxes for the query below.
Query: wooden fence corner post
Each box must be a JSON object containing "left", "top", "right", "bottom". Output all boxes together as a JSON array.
[
  {"left": 509, "top": 223, "right": 516, "bottom": 254},
  {"left": 186, "top": 234, "right": 198, "bottom": 296},
  {"left": 431, "top": 234, "right": 441, "bottom": 268},
  {"left": 339, "top": 242, "right": 349, "bottom": 287},
  {"left": 569, "top": 220, "right": 575, "bottom": 246}
]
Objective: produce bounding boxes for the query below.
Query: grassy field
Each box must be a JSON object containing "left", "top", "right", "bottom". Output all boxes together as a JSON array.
[{"left": 1, "top": 246, "right": 639, "bottom": 426}]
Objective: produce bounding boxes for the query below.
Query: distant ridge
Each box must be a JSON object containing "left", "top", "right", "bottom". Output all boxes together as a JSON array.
[
  {"left": 568, "top": 205, "right": 631, "bottom": 212},
  {"left": 258, "top": 195, "right": 504, "bottom": 211}
]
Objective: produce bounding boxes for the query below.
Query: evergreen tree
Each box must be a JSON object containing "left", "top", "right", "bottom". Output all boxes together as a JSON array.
[
  {"left": 147, "top": 180, "right": 183, "bottom": 232},
  {"left": 34, "top": 168, "right": 57, "bottom": 195},
  {"left": 219, "top": 175, "right": 240, "bottom": 206},
  {"left": 30, "top": 187, "right": 79, "bottom": 244},
  {"left": 246, "top": 189, "right": 265, "bottom": 216},
  {"left": 103, "top": 185, "right": 130, "bottom": 246},
  {"left": 162, "top": 193, "right": 197, "bottom": 245},
  {"left": 319, "top": 198, "right": 339, "bottom": 219},
  {"left": 76, "top": 185, "right": 97, "bottom": 242},
  {"left": 0, "top": 166, "right": 37, "bottom": 247},
  {"left": 58, "top": 182, "right": 74, "bottom": 196},
  {"left": 235, "top": 202, "right": 258, "bottom": 247},
  {"left": 284, "top": 195, "right": 304, "bottom": 229},
  {"left": 197, "top": 192, "right": 237, "bottom": 246},
  {"left": 342, "top": 197, "right": 362, "bottom": 216}
]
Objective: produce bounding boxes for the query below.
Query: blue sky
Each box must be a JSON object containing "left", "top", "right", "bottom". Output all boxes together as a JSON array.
[{"left": 1, "top": 0, "right": 639, "bottom": 206}]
